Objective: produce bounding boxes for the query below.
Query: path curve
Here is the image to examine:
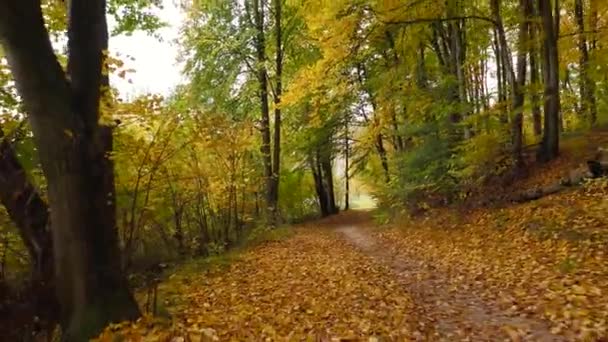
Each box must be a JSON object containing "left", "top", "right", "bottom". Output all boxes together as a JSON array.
[{"left": 337, "top": 225, "right": 564, "bottom": 341}]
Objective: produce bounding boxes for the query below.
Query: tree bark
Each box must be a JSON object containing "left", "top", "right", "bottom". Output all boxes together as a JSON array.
[
  {"left": 270, "top": 0, "right": 282, "bottom": 223},
  {"left": 253, "top": 0, "right": 275, "bottom": 223},
  {"left": 0, "top": 0, "right": 139, "bottom": 339},
  {"left": 537, "top": 0, "right": 560, "bottom": 162}
]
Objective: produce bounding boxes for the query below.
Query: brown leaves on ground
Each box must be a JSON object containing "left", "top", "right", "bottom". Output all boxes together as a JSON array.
[
  {"left": 97, "top": 227, "right": 413, "bottom": 341},
  {"left": 377, "top": 178, "right": 608, "bottom": 340}
]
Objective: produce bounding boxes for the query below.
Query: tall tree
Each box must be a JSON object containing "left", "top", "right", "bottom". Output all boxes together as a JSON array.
[
  {"left": 344, "top": 116, "right": 350, "bottom": 211},
  {"left": 512, "top": 0, "right": 531, "bottom": 165},
  {"left": 491, "top": 0, "right": 528, "bottom": 164},
  {"left": 575, "top": 0, "right": 597, "bottom": 125},
  {"left": 529, "top": 0, "right": 543, "bottom": 136},
  {"left": 0, "top": 0, "right": 139, "bottom": 339},
  {"left": 271, "top": 0, "right": 283, "bottom": 222},
  {"left": 252, "top": 0, "right": 275, "bottom": 222},
  {"left": 537, "top": 0, "right": 561, "bottom": 161}
]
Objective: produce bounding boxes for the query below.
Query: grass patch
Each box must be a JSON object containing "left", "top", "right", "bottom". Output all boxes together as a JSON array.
[
  {"left": 371, "top": 208, "right": 392, "bottom": 226},
  {"left": 245, "top": 225, "right": 295, "bottom": 247},
  {"left": 133, "top": 223, "right": 297, "bottom": 318}
]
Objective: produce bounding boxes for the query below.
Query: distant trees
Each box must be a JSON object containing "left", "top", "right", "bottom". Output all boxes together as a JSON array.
[{"left": 284, "top": 0, "right": 607, "bottom": 207}]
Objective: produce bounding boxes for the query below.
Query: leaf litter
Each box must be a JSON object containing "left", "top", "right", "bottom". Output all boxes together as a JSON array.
[
  {"left": 98, "top": 226, "right": 414, "bottom": 341},
  {"left": 98, "top": 182, "right": 608, "bottom": 341}
]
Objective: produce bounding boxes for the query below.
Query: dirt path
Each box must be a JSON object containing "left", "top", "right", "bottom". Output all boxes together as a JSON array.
[
  {"left": 146, "top": 227, "right": 417, "bottom": 340},
  {"left": 337, "top": 225, "right": 564, "bottom": 341},
  {"left": 104, "top": 213, "right": 574, "bottom": 341}
]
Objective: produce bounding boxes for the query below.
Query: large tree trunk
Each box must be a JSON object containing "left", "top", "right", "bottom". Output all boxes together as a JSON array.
[
  {"left": 537, "top": 0, "right": 561, "bottom": 162},
  {"left": 0, "top": 0, "right": 140, "bottom": 339},
  {"left": 253, "top": 0, "right": 275, "bottom": 223}
]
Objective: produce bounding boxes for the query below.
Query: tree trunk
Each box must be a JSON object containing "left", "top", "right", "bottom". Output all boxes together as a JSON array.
[
  {"left": 512, "top": 0, "right": 530, "bottom": 165},
  {"left": 493, "top": 28, "right": 509, "bottom": 124},
  {"left": 0, "top": 1, "right": 140, "bottom": 339},
  {"left": 310, "top": 152, "right": 329, "bottom": 216},
  {"left": 376, "top": 134, "right": 390, "bottom": 183},
  {"left": 344, "top": 118, "right": 350, "bottom": 211},
  {"left": 416, "top": 44, "right": 428, "bottom": 89},
  {"left": 537, "top": 0, "right": 560, "bottom": 162},
  {"left": 575, "top": 0, "right": 597, "bottom": 126},
  {"left": 270, "top": 0, "right": 282, "bottom": 222},
  {"left": 492, "top": 0, "right": 528, "bottom": 165},
  {"left": 447, "top": 1, "right": 467, "bottom": 126},
  {"left": 253, "top": 0, "right": 274, "bottom": 223},
  {"left": 529, "top": 1, "right": 543, "bottom": 137},
  {"left": 356, "top": 63, "right": 390, "bottom": 183},
  {"left": 320, "top": 152, "right": 338, "bottom": 215},
  {"left": 590, "top": 0, "right": 598, "bottom": 50}
]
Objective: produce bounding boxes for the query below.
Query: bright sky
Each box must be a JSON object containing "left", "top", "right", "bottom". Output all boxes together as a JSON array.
[{"left": 108, "top": 0, "right": 184, "bottom": 99}]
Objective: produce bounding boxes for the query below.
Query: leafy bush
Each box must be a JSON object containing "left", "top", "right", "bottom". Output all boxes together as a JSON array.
[
  {"left": 389, "top": 124, "right": 456, "bottom": 206},
  {"left": 452, "top": 130, "right": 511, "bottom": 186}
]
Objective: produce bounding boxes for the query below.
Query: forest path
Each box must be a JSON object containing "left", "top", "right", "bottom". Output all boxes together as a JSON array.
[
  {"left": 335, "top": 220, "right": 563, "bottom": 341},
  {"left": 129, "top": 211, "right": 568, "bottom": 341}
]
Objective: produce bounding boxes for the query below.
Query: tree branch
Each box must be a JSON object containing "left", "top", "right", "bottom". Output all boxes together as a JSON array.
[
  {"left": 558, "top": 27, "right": 607, "bottom": 39},
  {"left": 380, "top": 15, "right": 497, "bottom": 27}
]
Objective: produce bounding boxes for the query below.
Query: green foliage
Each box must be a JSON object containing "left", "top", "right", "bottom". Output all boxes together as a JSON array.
[
  {"left": 389, "top": 122, "right": 455, "bottom": 204},
  {"left": 205, "top": 242, "right": 226, "bottom": 256},
  {"left": 107, "top": 0, "right": 166, "bottom": 36},
  {"left": 278, "top": 168, "right": 318, "bottom": 223},
  {"left": 371, "top": 208, "right": 392, "bottom": 226},
  {"left": 453, "top": 130, "right": 511, "bottom": 185}
]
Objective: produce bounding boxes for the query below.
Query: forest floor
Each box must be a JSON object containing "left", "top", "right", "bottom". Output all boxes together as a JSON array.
[
  {"left": 98, "top": 207, "right": 607, "bottom": 341},
  {"left": 98, "top": 132, "right": 608, "bottom": 341}
]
